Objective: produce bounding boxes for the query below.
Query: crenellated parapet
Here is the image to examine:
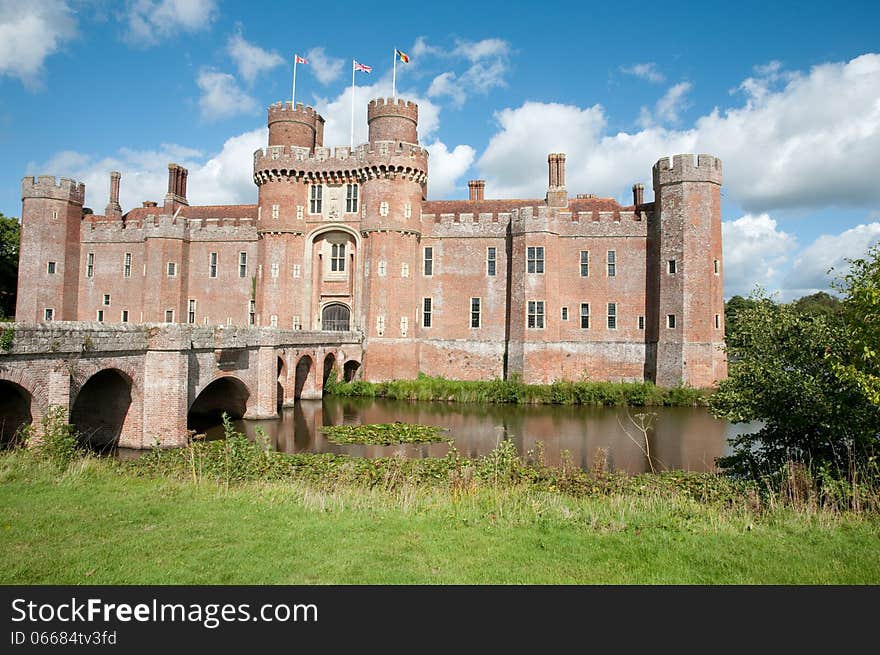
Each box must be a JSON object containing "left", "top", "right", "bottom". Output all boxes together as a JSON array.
[
  {"left": 21, "top": 175, "right": 85, "bottom": 205},
  {"left": 267, "top": 101, "right": 326, "bottom": 149},
  {"left": 652, "top": 154, "right": 722, "bottom": 187},
  {"left": 367, "top": 97, "right": 419, "bottom": 144},
  {"left": 253, "top": 140, "right": 428, "bottom": 186},
  {"left": 81, "top": 213, "right": 258, "bottom": 243}
]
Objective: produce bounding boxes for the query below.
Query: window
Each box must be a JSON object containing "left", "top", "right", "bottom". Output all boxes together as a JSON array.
[
  {"left": 607, "top": 303, "right": 617, "bottom": 329},
  {"left": 580, "top": 303, "right": 590, "bottom": 329},
  {"left": 580, "top": 250, "right": 589, "bottom": 277},
  {"left": 270, "top": 314, "right": 278, "bottom": 327},
  {"left": 561, "top": 307, "right": 568, "bottom": 321},
  {"left": 331, "top": 243, "right": 346, "bottom": 272},
  {"left": 296, "top": 206, "right": 304, "bottom": 220},
  {"left": 400, "top": 316, "right": 408, "bottom": 336},
  {"left": 103, "top": 294, "right": 110, "bottom": 306},
  {"left": 668, "top": 259, "right": 677, "bottom": 275},
  {"left": 714, "top": 259, "right": 720, "bottom": 275},
  {"left": 404, "top": 202, "right": 412, "bottom": 219},
  {"left": 346, "top": 184, "right": 358, "bottom": 213},
  {"left": 86, "top": 253, "right": 94, "bottom": 278},
  {"left": 209, "top": 252, "right": 218, "bottom": 278},
  {"left": 239, "top": 252, "right": 247, "bottom": 278},
  {"left": 167, "top": 262, "right": 177, "bottom": 277},
  {"left": 44, "top": 308, "right": 54, "bottom": 321},
  {"left": 47, "top": 261, "right": 56, "bottom": 274},
  {"left": 471, "top": 297, "right": 481, "bottom": 328},
  {"left": 121, "top": 310, "right": 129, "bottom": 323},
  {"left": 309, "top": 185, "right": 322, "bottom": 213},
  {"left": 667, "top": 314, "right": 676, "bottom": 329},
  {"left": 401, "top": 263, "right": 409, "bottom": 278},
  {"left": 527, "top": 246, "right": 544, "bottom": 274},
  {"left": 248, "top": 300, "right": 255, "bottom": 325},
  {"left": 607, "top": 250, "right": 616, "bottom": 277},
  {"left": 378, "top": 261, "right": 386, "bottom": 277},
  {"left": 271, "top": 262, "right": 279, "bottom": 278},
  {"left": 165, "top": 310, "right": 174, "bottom": 323},
  {"left": 188, "top": 299, "right": 196, "bottom": 324},
  {"left": 422, "top": 298, "right": 432, "bottom": 327},
  {"left": 379, "top": 201, "right": 389, "bottom": 217},
  {"left": 96, "top": 310, "right": 104, "bottom": 322},
  {"left": 293, "top": 315, "right": 301, "bottom": 330},
  {"left": 715, "top": 314, "right": 721, "bottom": 329},
  {"left": 293, "top": 264, "right": 301, "bottom": 278},
  {"left": 527, "top": 301, "right": 545, "bottom": 329},
  {"left": 487, "top": 247, "right": 497, "bottom": 276},
  {"left": 124, "top": 253, "right": 131, "bottom": 277},
  {"left": 52, "top": 209, "right": 58, "bottom": 220},
  {"left": 638, "top": 315, "right": 645, "bottom": 330},
  {"left": 271, "top": 204, "right": 279, "bottom": 220},
  {"left": 376, "top": 315, "right": 385, "bottom": 336},
  {"left": 423, "top": 247, "right": 433, "bottom": 276}
]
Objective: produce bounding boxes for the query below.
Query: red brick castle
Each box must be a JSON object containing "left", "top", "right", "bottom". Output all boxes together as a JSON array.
[{"left": 16, "top": 97, "right": 726, "bottom": 387}]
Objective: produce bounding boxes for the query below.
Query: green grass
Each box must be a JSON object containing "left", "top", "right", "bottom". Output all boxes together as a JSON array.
[
  {"left": 1, "top": 452, "right": 878, "bottom": 584},
  {"left": 326, "top": 373, "right": 708, "bottom": 407}
]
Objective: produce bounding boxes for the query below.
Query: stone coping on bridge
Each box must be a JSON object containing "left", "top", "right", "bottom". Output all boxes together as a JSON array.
[{"left": 0, "top": 322, "right": 362, "bottom": 355}]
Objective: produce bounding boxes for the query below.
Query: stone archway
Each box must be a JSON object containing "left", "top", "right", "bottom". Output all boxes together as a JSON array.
[
  {"left": 188, "top": 376, "right": 250, "bottom": 432},
  {"left": 70, "top": 369, "right": 133, "bottom": 452},
  {"left": 0, "top": 380, "right": 32, "bottom": 448},
  {"left": 294, "top": 355, "right": 313, "bottom": 399}
]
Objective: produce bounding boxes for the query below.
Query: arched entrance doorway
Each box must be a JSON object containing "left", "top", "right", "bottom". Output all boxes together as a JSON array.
[
  {"left": 321, "top": 303, "right": 350, "bottom": 331},
  {"left": 188, "top": 376, "right": 250, "bottom": 432},
  {"left": 70, "top": 369, "right": 132, "bottom": 452},
  {"left": 0, "top": 380, "right": 32, "bottom": 448}
]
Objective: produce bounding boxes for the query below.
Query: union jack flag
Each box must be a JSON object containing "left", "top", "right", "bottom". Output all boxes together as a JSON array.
[{"left": 353, "top": 60, "right": 372, "bottom": 73}]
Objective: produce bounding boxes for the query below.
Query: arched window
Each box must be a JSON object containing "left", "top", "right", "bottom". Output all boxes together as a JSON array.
[
  {"left": 331, "top": 243, "right": 346, "bottom": 272},
  {"left": 322, "top": 303, "right": 350, "bottom": 331}
]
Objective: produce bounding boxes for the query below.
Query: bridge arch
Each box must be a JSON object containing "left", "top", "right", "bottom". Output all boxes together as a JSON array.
[
  {"left": 277, "top": 355, "right": 287, "bottom": 410},
  {"left": 188, "top": 375, "right": 251, "bottom": 431},
  {"left": 70, "top": 368, "right": 133, "bottom": 452},
  {"left": 343, "top": 359, "right": 361, "bottom": 382},
  {"left": 323, "top": 352, "right": 336, "bottom": 390},
  {"left": 294, "top": 355, "right": 313, "bottom": 399},
  {"left": 0, "top": 380, "right": 33, "bottom": 448}
]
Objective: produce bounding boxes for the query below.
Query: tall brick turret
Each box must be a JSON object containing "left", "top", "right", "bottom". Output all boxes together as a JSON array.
[
  {"left": 17, "top": 176, "right": 85, "bottom": 321},
  {"left": 268, "top": 102, "right": 324, "bottom": 150},
  {"left": 367, "top": 98, "right": 419, "bottom": 144},
  {"left": 649, "top": 154, "right": 726, "bottom": 387}
]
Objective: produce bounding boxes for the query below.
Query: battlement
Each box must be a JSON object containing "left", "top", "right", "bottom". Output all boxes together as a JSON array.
[
  {"left": 267, "top": 101, "right": 324, "bottom": 124},
  {"left": 652, "top": 153, "right": 722, "bottom": 186},
  {"left": 21, "top": 175, "right": 85, "bottom": 204},
  {"left": 267, "top": 101, "right": 325, "bottom": 149},
  {"left": 367, "top": 97, "right": 419, "bottom": 144}
]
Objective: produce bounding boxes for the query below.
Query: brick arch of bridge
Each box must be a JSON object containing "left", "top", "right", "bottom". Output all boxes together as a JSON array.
[
  {"left": 68, "top": 358, "right": 145, "bottom": 449},
  {"left": 276, "top": 345, "right": 362, "bottom": 404},
  {"left": 0, "top": 365, "right": 49, "bottom": 428},
  {"left": 188, "top": 373, "right": 257, "bottom": 417}
]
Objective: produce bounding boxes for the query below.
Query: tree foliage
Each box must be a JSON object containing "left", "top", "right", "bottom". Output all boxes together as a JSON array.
[
  {"left": 712, "top": 251, "right": 880, "bottom": 478},
  {"left": 0, "top": 213, "right": 20, "bottom": 319}
]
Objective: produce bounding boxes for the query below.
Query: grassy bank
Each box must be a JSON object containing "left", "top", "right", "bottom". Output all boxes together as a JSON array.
[
  {"left": 1, "top": 430, "right": 878, "bottom": 583},
  {"left": 327, "top": 373, "right": 707, "bottom": 406}
]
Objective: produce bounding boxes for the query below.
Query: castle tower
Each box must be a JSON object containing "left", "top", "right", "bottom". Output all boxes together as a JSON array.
[
  {"left": 267, "top": 101, "right": 324, "bottom": 150},
  {"left": 650, "top": 154, "right": 726, "bottom": 387},
  {"left": 17, "top": 176, "right": 85, "bottom": 321},
  {"left": 359, "top": 98, "right": 428, "bottom": 379}
]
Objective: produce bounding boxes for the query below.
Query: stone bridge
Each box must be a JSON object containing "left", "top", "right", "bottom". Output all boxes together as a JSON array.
[{"left": 0, "top": 323, "right": 363, "bottom": 449}]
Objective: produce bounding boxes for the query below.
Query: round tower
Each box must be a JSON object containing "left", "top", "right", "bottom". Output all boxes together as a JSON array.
[
  {"left": 367, "top": 98, "right": 419, "bottom": 144},
  {"left": 649, "top": 153, "right": 726, "bottom": 388},
  {"left": 267, "top": 102, "right": 325, "bottom": 150}
]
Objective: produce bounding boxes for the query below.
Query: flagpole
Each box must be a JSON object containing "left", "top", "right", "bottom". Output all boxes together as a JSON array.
[
  {"left": 392, "top": 49, "right": 397, "bottom": 99},
  {"left": 350, "top": 60, "right": 355, "bottom": 150},
  {"left": 292, "top": 55, "right": 298, "bottom": 106}
]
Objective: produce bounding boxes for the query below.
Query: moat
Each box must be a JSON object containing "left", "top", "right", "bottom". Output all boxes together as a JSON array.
[{"left": 182, "top": 397, "right": 755, "bottom": 474}]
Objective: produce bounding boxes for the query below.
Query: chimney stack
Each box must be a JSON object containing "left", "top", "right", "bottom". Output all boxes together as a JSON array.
[
  {"left": 556, "top": 153, "right": 566, "bottom": 188},
  {"left": 104, "top": 171, "right": 122, "bottom": 219},
  {"left": 632, "top": 183, "right": 644, "bottom": 206},
  {"left": 468, "top": 179, "right": 485, "bottom": 201},
  {"left": 164, "top": 163, "right": 189, "bottom": 213},
  {"left": 548, "top": 153, "right": 558, "bottom": 188},
  {"left": 546, "top": 153, "right": 568, "bottom": 207}
]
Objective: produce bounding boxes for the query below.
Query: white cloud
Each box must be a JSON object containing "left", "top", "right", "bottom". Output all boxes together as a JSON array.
[
  {"left": 722, "top": 214, "right": 797, "bottom": 297},
  {"left": 422, "top": 37, "right": 511, "bottom": 107},
  {"left": 424, "top": 141, "right": 475, "bottom": 198},
  {"left": 0, "top": 0, "right": 77, "bottom": 87},
  {"left": 197, "top": 69, "right": 258, "bottom": 121},
  {"left": 32, "top": 129, "right": 266, "bottom": 211},
  {"left": 428, "top": 72, "right": 466, "bottom": 108},
  {"left": 227, "top": 31, "right": 283, "bottom": 83},
  {"left": 452, "top": 38, "right": 510, "bottom": 62},
  {"left": 637, "top": 81, "right": 692, "bottom": 128},
  {"left": 784, "top": 222, "right": 880, "bottom": 293},
  {"left": 620, "top": 63, "right": 665, "bottom": 84},
  {"left": 475, "top": 54, "right": 880, "bottom": 212},
  {"left": 126, "top": 0, "right": 217, "bottom": 44},
  {"left": 305, "top": 47, "right": 343, "bottom": 85}
]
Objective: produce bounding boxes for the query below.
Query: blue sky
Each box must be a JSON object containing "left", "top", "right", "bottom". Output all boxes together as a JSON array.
[{"left": 1, "top": 0, "right": 879, "bottom": 299}]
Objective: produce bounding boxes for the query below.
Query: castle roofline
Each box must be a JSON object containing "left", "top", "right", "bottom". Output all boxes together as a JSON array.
[{"left": 122, "top": 204, "right": 258, "bottom": 222}]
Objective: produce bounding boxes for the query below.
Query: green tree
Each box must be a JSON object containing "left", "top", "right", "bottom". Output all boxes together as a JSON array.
[
  {"left": 711, "top": 288, "right": 880, "bottom": 478},
  {"left": 0, "top": 213, "right": 20, "bottom": 319},
  {"left": 790, "top": 291, "right": 842, "bottom": 319}
]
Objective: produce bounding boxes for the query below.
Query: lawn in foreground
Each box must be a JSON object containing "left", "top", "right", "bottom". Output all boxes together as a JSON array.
[{"left": 1, "top": 455, "right": 877, "bottom": 584}]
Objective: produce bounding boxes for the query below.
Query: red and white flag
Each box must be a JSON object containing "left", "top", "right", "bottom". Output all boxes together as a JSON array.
[
  {"left": 294, "top": 54, "right": 307, "bottom": 64},
  {"left": 353, "top": 60, "right": 372, "bottom": 73}
]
